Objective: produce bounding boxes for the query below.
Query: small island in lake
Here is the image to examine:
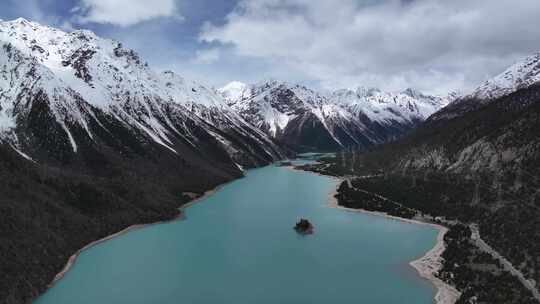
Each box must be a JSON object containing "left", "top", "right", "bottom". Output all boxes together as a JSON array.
[{"left": 294, "top": 219, "right": 314, "bottom": 235}]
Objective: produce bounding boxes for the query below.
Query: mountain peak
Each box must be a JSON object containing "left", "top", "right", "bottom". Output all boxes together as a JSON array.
[
  {"left": 2, "top": 18, "right": 53, "bottom": 32},
  {"left": 14, "top": 17, "right": 29, "bottom": 24},
  {"left": 220, "top": 81, "right": 247, "bottom": 92},
  {"left": 471, "top": 52, "right": 540, "bottom": 101},
  {"left": 219, "top": 81, "right": 250, "bottom": 103}
]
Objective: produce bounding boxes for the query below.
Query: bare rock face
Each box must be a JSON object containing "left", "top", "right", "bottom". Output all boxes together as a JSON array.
[{"left": 294, "top": 218, "right": 314, "bottom": 235}]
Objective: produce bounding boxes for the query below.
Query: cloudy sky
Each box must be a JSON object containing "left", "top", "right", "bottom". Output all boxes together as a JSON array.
[{"left": 2, "top": 0, "right": 540, "bottom": 95}]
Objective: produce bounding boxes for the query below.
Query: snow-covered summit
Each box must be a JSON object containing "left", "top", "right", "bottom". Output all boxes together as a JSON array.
[
  {"left": 431, "top": 52, "right": 540, "bottom": 122},
  {"left": 330, "top": 86, "right": 450, "bottom": 123},
  {"left": 471, "top": 52, "right": 540, "bottom": 101},
  {"left": 218, "top": 81, "right": 249, "bottom": 103},
  {"left": 222, "top": 80, "right": 322, "bottom": 137}
]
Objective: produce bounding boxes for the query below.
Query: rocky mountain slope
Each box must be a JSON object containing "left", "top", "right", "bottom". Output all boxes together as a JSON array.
[
  {"left": 220, "top": 80, "right": 450, "bottom": 151},
  {"left": 0, "top": 18, "right": 286, "bottom": 303}
]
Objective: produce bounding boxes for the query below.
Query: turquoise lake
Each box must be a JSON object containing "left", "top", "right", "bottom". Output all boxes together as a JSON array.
[{"left": 35, "top": 161, "right": 439, "bottom": 304}]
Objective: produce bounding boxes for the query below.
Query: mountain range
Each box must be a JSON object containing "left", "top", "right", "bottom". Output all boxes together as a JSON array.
[
  {"left": 0, "top": 18, "right": 287, "bottom": 172},
  {"left": 220, "top": 80, "right": 452, "bottom": 151}
]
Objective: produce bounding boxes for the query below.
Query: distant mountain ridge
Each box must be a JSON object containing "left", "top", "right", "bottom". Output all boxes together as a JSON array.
[{"left": 220, "top": 80, "right": 451, "bottom": 151}]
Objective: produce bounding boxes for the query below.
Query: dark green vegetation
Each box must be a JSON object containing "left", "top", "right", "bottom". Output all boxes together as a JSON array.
[
  {"left": 441, "top": 225, "right": 537, "bottom": 304},
  {"left": 298, "top": 84, "right": 540, "bottom": 303},
  {"left": 335, "top": 180, "right": 416, "bottom": 219},
  {"left": 293, "top": 218, "right": 314, "bottom": 235}
]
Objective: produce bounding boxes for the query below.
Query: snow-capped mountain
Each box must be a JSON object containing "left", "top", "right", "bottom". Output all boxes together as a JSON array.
[
  {"left": 0, "top": 18, "right": 283, "bottom": 168},
  {"left": 471, "top": 52, "right": 540, "bottom": 101},
  {"left": 431, "top": 52, "right": 540, "bottom": 121},
  {"left": 330, "top": 87, "right": 450, "bottom": 124},
  {"left": 221, "top": 80, "right": 449, "bottom": 151},
  {"left": 389, "top": 51, "right": 540, "bottom": 176}
]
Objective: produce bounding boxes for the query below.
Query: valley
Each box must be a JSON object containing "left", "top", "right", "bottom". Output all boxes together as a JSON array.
[
  {"left": 0, "top": 15, "right": 539, "bottom": 304},
  {"left": 33, "top": 160, "right": 442, "bottom": 304}
]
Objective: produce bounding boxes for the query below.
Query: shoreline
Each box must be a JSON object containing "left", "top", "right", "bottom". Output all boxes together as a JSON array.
[
  {"left": 48, "top": 184, "right": 223, "bottom": 289},
  {"left": 326, "top": 179, "right": 461, "bottom": 304},
  {"left": 283, "top": 164, "right": 342, "bottom": 182},
  {"left": 46, "top": 162, "right": 460, "bottom": 304}
]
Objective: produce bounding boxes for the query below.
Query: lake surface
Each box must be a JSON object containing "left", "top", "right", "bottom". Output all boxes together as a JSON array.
[{"left": 35, "top": 161, "right": 439, "bottom": 304}]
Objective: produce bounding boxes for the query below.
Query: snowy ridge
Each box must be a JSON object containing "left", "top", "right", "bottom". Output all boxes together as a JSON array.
[
  {"left": 331, "top": 87, "right": 450, "bottom": 123},
  {"left": 471, "top": 53, "right": 540, "bottom": 101},
  {"left": 221, "top": 80, "right": 450, "bottom": 150},
  {"left": 219, "top": 81, "right": 250, "bottom": 104},
  {"left": 224, "top": 80, "right": 348, "bottom": 138},
  {"left": 431, "top": 52, "right": 540, "bottom": 122}
]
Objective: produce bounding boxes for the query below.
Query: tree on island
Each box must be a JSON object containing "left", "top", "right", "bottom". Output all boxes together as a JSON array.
[{"left": 294, "top": 219, "right": 314, "bottom": 235}]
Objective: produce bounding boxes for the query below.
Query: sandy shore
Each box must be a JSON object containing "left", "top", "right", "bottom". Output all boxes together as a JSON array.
[
  {"left": 326, "top": 181, "right": 461, "bottom": 304},
  {"left": 410, "top": 226, "right": 461, "bottom": 304},
  {"left": 48, "top": 186, "right": 221, "bottom": 288}
]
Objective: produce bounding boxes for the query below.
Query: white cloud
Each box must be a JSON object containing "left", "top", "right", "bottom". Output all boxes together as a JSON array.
[
  {"left": 200, "top": 0, "right": 540, "bottom": 94},
  {"left": 74, "top": 0, "right": 180, "bottom": 27}
]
